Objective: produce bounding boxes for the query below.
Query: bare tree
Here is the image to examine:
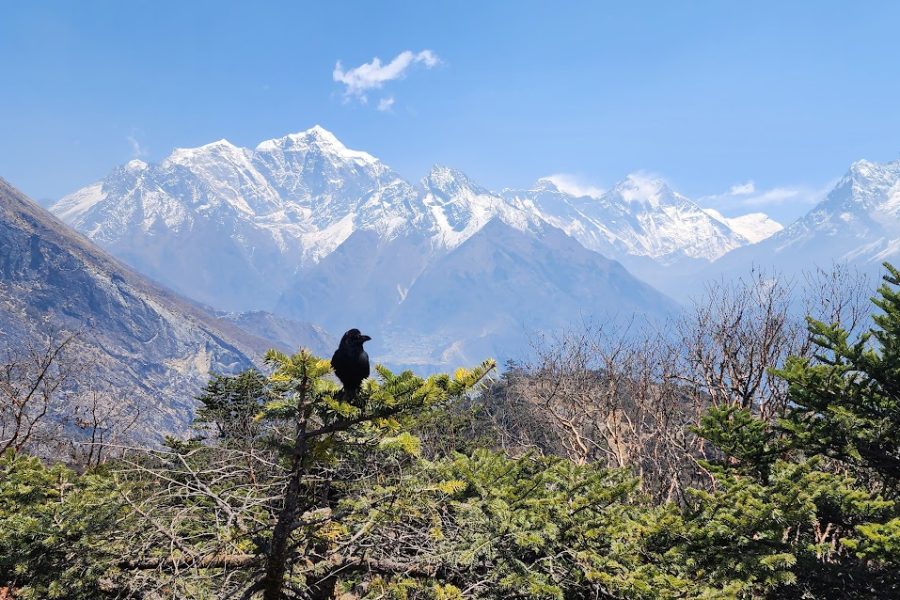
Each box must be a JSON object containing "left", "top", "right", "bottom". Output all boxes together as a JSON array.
[
  {"left": 801, "top": 262, "right": 872, "bottom": 340},
  {"left": 67, "top": 383, "right": 142, "bottom": 469},
  {"left": 488, "top": 265, "right": 880, "bottom": 502},
  {"left": 674, "top": 268, "right": 802, "bottom": 422},
  {"left": 490, "top": 324, "right": 705, "bottom": 502},
  {"left": 675, "top": 264, "right": 874, "bottom": 422},
  {"left": 112, "top": 444, "right": 279, "bottom": 599},
  {"left": 0, "top": 330, "right": 80, "bottom": 454}
]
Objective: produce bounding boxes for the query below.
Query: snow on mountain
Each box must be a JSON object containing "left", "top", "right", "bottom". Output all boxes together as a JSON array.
[
  {"left": 43, "top": 127, "right": 900, "bottom": 368},
  {"left": 593, "top": 174, "right": 749, "bottom": 261},
  {"left": 50, "top": 126, "right": 769, "bottom": 367},
  {"left": 420, "top": 165, "right": 542, "bottom": 247},
  {"left": 50, "top": 126, "right": 409, "bottom": 310},
  {"left": 53, "top": 127, "right": 760, "bottom": 311},
  {"left": 703, "top": 208, "right": 783, "bottom": 244},
  {"left": 704, "top": 159, "right": 900, "bottom": 291},
  {"left": 504, "top": 174, "right": 749, "bottom": 265}
]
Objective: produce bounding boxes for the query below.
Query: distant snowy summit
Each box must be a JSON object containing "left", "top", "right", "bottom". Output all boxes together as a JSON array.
[
  {"left": 50, "top": 125, "right": 779, "bottom": 311},
  {"left": 709, "top": 158, "right": 900, "bottom": 283},
  {"left": 504, "top": 174, "right": 769, "bottom": 265},
  {"left": 48, "top": 126, "right": 900, "bottom": 367},
  {"left": 703, "top": 208, "right": 784, "bottom": 244}
]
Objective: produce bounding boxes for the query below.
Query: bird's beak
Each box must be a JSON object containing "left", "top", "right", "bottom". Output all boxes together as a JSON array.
[{"left": 361, "top": 335, "right": 372, "bottom": 342}]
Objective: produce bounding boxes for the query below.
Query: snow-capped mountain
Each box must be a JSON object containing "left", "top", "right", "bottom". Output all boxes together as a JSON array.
[
  {"left": 50, "top": 126, "right": 772, "bottom": 367},
  {"left": 702, "top": 209, "right": 783, "bottom": 244},
  {"left": 504, "top": 174, "right": 751, "bottom": 264},
  {"left": 420, "top": 165, "right": 542, "bottom": 247},
  {"left": 705, "top": 159, "right": 900, "bottom": 291},
  {"left": 53, "top": 127, "right": 762, "bottom": 311},
  {"left": 500, "top": 174, "right": 759, "bottom": 296},
  {"left": 51, "top": 127, "right": 418, "bottom": 310}
]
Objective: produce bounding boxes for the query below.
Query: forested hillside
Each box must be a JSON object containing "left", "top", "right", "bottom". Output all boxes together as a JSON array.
[{"left": 1, "top": 264, "right": 898, "bottom": 599}]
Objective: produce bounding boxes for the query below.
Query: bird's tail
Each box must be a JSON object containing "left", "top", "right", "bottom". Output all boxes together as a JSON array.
[{"left": 339, "top": 386, "right": 361, "bottom": 406}]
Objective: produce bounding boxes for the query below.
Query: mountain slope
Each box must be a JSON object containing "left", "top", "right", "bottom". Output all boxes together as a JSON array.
[
  {"left": 51, "top": 128, "right": 760, "bottom": 314},
  {"left": 376, "top": 218, "right": 678, "bottom": 368},
  {"left": 706, "top": 159, "right": 900, "bottom": 288},
  {"left": 216, "top": 310, "right": 335, "bottom": 357},
  {"left": 0, "top": 177, "right": 273, "bottom": 440},
  {"left": 274, "top": 217, "right": 677, "bottom": 369}
]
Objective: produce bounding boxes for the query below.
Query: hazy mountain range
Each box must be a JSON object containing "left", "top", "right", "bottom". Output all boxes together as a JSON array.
[
  {"left": 2, "top": 125, "right": 899, "bottom": 438},
  {"left": 52, "top": 127, "right": 784, "bottom": 311},
  {"left": 47, "top": 126, "right": 786, "bottom": 366}
]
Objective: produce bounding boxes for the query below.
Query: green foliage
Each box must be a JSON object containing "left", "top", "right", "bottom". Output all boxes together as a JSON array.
[
  {"left": 692, "top": 262, "right": 900, "bottom": 597},
  {"left": 695, "top": 406, "right": 783, "bottom": 478},
  {"left": 846, "top": 517, "right": 900, "bottom": 560},
  {"left": 775, "top": 264, "right": 900, "bottom": 567},
  {"left": 349, "top": 451, "right": 635, "bottom": 598},
  {"left": 0, "top": 451, "right": 122, "bottom": 599},
  {"left": 774, "top": 264, "right": 900, "bottom": 486},
  {"left": 678, "top": 458, "right": 891, "bottom": 595},
  {"left": 195, "top": 369, "right": 271, "bottom": 442},
  {"left": 7, "top": 263, "right": 900, "bottom": 600},
  {"left": 343, "top": 449, "right": 797, "bottom": 599}
]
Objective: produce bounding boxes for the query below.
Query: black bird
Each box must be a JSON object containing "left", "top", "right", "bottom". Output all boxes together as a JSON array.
[{"left": 331, "top": 329, "right": 372, "bottom": 398}]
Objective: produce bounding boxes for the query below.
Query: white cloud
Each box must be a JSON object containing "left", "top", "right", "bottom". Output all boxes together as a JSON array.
[
  {"left": 699, "top": 179, "right": 835, "bottom": 222},
  {"left": 729, "top": 181, "right": 755, "bottom": 195},
  {"left": 542, "top": 173, "right": 604, "bottom": 198},
  {"left": 333, "top": 50, "right": 440, "bottom": 102},
  {"left": 732, "top": 182, "right": 834, "bottom": 209},
  {"left": 738, "top": 186, "right": 809, "bottom": 207},
  {"left": 127, "top": 135, "right": 146, "bottom": 158},
  {"left": 377, "top": 96, "right": 395, "bottom": 112}
]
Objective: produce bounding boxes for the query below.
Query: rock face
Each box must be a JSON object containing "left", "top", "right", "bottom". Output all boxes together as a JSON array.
[
  {"left": 216, "top": 310, "right": 335, "bottom": 358},
  {"left": 0, "top": 177, "right": 276, "bottom": 440}
]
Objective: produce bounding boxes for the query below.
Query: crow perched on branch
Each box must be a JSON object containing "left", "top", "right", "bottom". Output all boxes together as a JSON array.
[{"left": 331, "top": 329, "right": 372, "bottom": 398}]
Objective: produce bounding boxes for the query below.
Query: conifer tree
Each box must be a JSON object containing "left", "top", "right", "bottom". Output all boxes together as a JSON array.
[
  {"left": 777, "top": 262, "right": 900, "bottom": 488},
  {"left": 693, "top": 263, "right": 900, "bottom": 597}
]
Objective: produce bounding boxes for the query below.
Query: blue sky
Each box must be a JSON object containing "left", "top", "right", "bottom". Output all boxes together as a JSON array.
[{"left": 2, "top": 1, "right": 899, "bottom": 222}]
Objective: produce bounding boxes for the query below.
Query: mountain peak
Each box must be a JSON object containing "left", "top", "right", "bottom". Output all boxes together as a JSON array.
[
  {"left": 849, "top": 159, "right": 878, "bottom": 178},
  {"left": 422, "top": 165, "right": 483, "bottom": 194},
  {"left": 164, "top": 138, "right": 244, "bottom": 166},
  {"left": 846, "top": 158, "right": 900, "bottom": 183},
  {"left": 533, "top": 177, "right": 561, "bottom": 193},
  {"left": 427, "top": 163, "right": 467, "bottom": 179},
  {"left": 611, "top": 173, "right": 674, "bottom": 207},
  {"left": 254, "top": 126, "right": 378, "bottom": 165},
  {"left": 703, "top": 208, "right": 783, "bottom": 244},
  {"left": 616, "top": 173, "right": 668, "bottom": 193},
  {"left": 124, "top": 159, "right": 148, "bottom": 172},
  {"left": 301, "top": 124, "right": 341, "bottom": 144}
]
